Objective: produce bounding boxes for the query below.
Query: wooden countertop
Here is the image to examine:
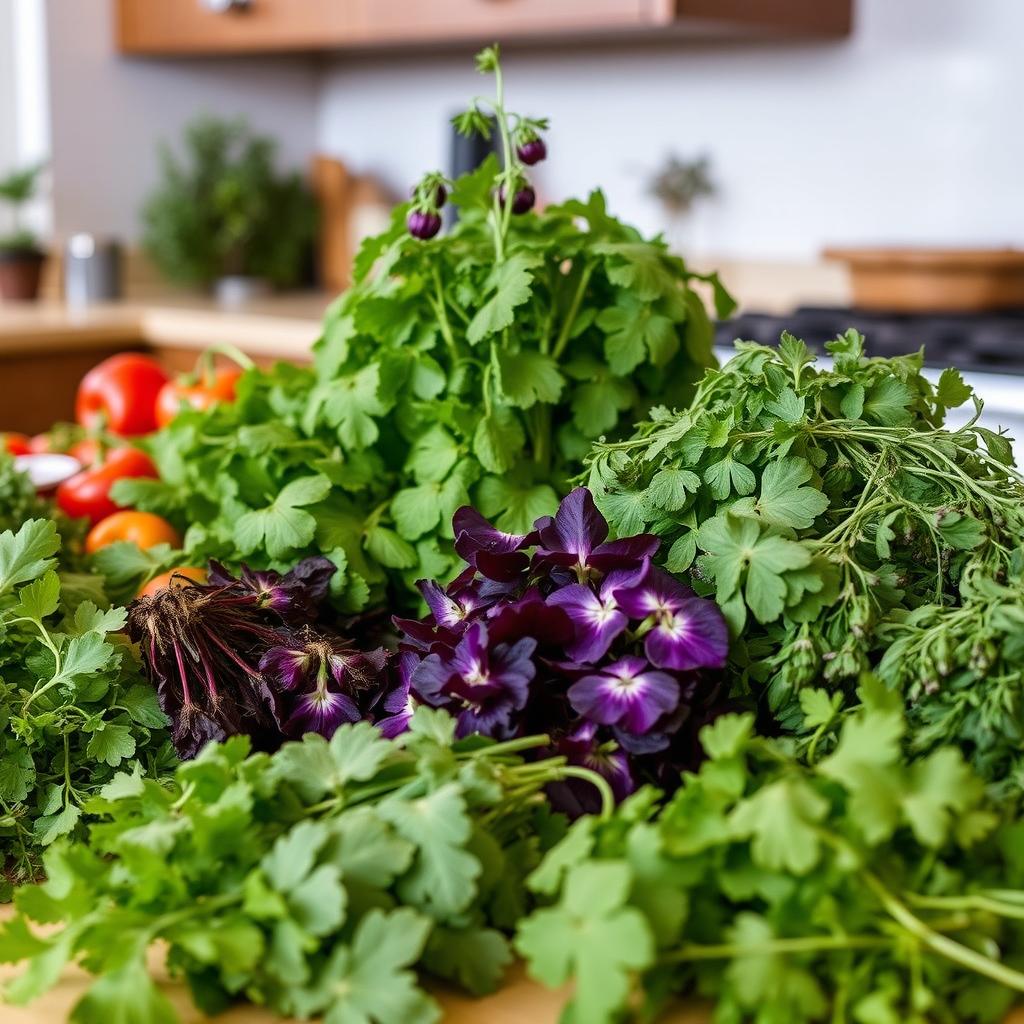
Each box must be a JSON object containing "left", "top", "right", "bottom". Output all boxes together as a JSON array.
[{"left": 0, "top": 293, "right": 330, "bottom": 360}]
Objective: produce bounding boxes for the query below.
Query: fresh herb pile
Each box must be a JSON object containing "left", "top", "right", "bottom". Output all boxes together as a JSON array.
[
  {"left": 516, "top": 684, "right": 1024, "bottom": 1024},
  {"left": 126, "top": 557, "right": 395, "bottom": 757},
  {"left": 587, "top": 331, "right": 1024, "bottom": 783},
  {"left": 0, "top": 711, "right": 608, "bottom": 1023},
  {"left": 117, "top": 46, "right": 733, "bottom": 612},
  {"left": 394, "top": 486, "right": 730, "bottom": 807},
  {"left": 0, "top": 519, "right": 172, "bottom": 892}
]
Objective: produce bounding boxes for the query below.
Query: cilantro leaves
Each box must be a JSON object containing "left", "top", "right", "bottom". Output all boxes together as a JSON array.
[
  {"left": 0, "top": 520, "right": 170, "bottom": 890},
  {"left": 0, "top": 710, "right": 572, "bottom": 1022},
  {"left": 516, "top": 699, "right": 1024, "bottom": 1024}
]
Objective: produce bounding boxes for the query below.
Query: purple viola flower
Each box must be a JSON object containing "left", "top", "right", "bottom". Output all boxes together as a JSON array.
[
  {"left": 452, "top": 506, "right": 533, "bottom": 582},
  {"left": 411, "top": 622, "right": 536, "bottom": 738},
  {"left": 487, "top": 588, "right": 574, "bottom": 648},
  {"left": 375, "top": 652, "right": 418, "bottom": 739},
  {"left": 547, "top": 721, "right": 635, "bottom": 816},
  {"left": 546, "top": 565, "right": 645, "bottom": 663},
  {"left": 208, "top": 556, "right": 336, "bottom": 624},
  {"left": 260, "top": 630, "right": 389, "bottom": 739},
  {"left": 284, "top": 689, "right": 362, "bottom": 737},
  {"left": 533, "top": 487, "right": 659, "bottom": 581},
  {"left": 568, "top": 655, "right": 680, "bottom": 734},
  {"left": 615, "top": 563, "right": 729, "bottom": 672}
]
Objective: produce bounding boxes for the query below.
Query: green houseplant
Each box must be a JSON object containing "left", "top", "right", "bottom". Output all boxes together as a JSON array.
[
  {"left": 0, "top": 163, "right": 46, "bottom": 302},
  {"left": 142, "top": 117, "right": 317, "bottom": 303}
]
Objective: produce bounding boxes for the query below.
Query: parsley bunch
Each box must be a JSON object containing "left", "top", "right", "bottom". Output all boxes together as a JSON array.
[
  {"left": 0, "top": 711, "right": 608, "bottom": 1022},
  {"left": 587, "top": 332, "right": 1024, "bottom": 780},
  {"left": 516, "top": 682, "right": 1024, "bottom": 1024},
  {"left": 119, "top": 46, "right": 733, "bottom": 613},
  {"left": 0, "top": 520, "right": 172, "bottom": 893}
]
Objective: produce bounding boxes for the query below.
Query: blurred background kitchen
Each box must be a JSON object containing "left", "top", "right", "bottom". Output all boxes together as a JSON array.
[{"left": 0, "top": 0, "right": 1021, "bottom": 440}]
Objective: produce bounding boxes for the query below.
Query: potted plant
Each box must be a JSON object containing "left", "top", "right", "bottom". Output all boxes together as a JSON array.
[
  {"left": 142, "top": 117, "right": 317, "bottom": 305},
  {"left": 0, "top": 163, "right": 46, "bottom": 302}
]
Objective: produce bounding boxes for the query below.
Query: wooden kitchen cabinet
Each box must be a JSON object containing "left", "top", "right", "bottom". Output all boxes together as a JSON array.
[
  {"left": 116, "top": 0, "right": 358, "bottom": 55},
  {"left": 116, "top": 0, "right": 851, "bottom": 55}
]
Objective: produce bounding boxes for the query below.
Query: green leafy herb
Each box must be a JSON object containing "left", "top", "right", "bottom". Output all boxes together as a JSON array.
[
  {"left": 517, "top": 692, "right": 1024, "bottom": 1024},
  {"left": 588, "top": 332, "right": 1024, "bottom": 785},
  {"left": 0, "top": 712, "right": 611, "bottom": 1022},
  {"left": 0, "top": 520, "right": 172, "bottom": 892},
  {"left": 127, "top": 49, "right": 731, "bottom": 612}
]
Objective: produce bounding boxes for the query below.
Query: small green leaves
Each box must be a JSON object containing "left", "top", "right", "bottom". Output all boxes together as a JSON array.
[
  {"left": 516, "top": 861, "right": 654, "bottom": 1024},
  {"left": 0, "top": 519, "right": 60, "bottom": 597},
  {"left": 697, "top": 514, "right": 811, "bottom": 624},
  {"left": 234, "top": 475, "right": 332, "bottom": 560},
  {"left": 466, "top": 254, "right": 538, "bottom": 346},
  {"left": 495, "top": 349, "right": 564, "bottom": 408},
  {"left": 733, "top": 457, "right": 829, "bottom": 531}
]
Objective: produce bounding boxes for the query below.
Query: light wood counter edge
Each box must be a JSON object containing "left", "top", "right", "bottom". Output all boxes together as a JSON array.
[{"left": 0, "top": 298, "right": 326, "bottom": 361}]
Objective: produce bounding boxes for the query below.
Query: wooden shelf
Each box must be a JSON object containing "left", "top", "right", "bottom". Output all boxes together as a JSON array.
[{"left": 115, "top": 0, "right": 852, "bottom": 56}]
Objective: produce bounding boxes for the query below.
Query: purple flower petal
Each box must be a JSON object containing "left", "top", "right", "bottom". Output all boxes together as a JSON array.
[
  {"left": 209, "top": 557, "right": 336, "bottom": 623},
  {"left": 613, "top": 563, "right": 695, "bottom": 619},
  {"left": 644, "top": 598, "right": 729, "bottom": 672},
  {"left": 283, "top": 688, "right": 361, "bottom": 738},
  {"left": 568, "top": 656, "right": 680, "bottom": 734},
  {"left": 533, "top": 488, "right": 660, "bottom": 577},
  {"left": 375, "top": 652, "right": 419, "bottom": 738},
  {"left": 487, "top": 590, "right": 574, "bottom": 648},
  {"left": 259, "top": 645, "right": 314, "bottom": 691},
  {"left": 453, "top": 506, "right": 532, "bottom": 582},
  {"left": 534, "top": 487, "right": 608, "bottom": 567},
  {"left": 547, "top": 584, "right": 627, "bottom": 663}
]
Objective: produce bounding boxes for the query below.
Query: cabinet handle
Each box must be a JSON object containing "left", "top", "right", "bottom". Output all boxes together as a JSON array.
[{"left": 201, "top": 0, "right": 251, "bottom": 12}]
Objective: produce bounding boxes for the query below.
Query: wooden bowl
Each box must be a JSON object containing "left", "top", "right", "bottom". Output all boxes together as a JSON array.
[{"left": 823, "top": 247, "right": 1024, "bottom": 312}]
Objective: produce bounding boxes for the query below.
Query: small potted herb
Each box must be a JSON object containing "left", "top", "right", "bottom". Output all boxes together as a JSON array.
[
  {"left": 0, "top": 163, "right": 46, "bottom": 302},
  {"left": 142, "top": 117, "right": 317, "bottom": 305}
]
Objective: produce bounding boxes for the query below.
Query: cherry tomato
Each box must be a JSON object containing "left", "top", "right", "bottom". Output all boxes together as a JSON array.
[
  {"left": 76, "top": 354, "right": 169, "bottom": 436},
  {"left": 154, "top": 368, "right": 242, "bottom": 428},
  {"left": 55, "top": 447, "right": 158, "bottom": 525},
  {"left": 138, "top": 566, "right": 206, "bottom": 599},
  {"left": 2, "top": 433, "right": 32, "bottom": 456},
  {"left": 85, "top": 511, "right": 182, "bottom": 555}
]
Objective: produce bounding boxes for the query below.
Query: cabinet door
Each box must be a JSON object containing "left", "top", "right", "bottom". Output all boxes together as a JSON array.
[
  {"left": 352, "top": 0, "right": 673, "bottom": 45},
  {"left": 117, "top": 0, "right": 356, "bottom": 54}
]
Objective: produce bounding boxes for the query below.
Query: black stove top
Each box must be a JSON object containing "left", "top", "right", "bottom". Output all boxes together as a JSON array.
[{"left": 715, "top": 307, "right": 1024, "bottom": 375}]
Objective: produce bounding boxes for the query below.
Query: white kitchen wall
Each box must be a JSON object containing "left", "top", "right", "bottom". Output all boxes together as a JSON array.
[
  {"left": 317, "top": 0, "right": 1024, "bottom": 260},
  {"left": 0, "top": 0, "right": 50, "bottom": 239},
  {"left": 43, "top": 0, "right": 320, "bottom": 242}
]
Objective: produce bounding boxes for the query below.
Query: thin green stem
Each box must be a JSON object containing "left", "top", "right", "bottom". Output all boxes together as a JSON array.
[
  {"left": 864, "top": 871, "right": 1024, "bottom": 992},
  {"left": 552, "top": 263, "right": 594, "bottom": 361},
  {"left": 662, "top": 933, "right": 892, "bottom": 963}
]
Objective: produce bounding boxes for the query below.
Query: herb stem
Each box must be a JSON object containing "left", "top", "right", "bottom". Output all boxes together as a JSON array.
[
  {"left": 552, "top": 263, "right": 594, "bottom": 361},
  {"left": 864, "top": 870, "right": 1024, "bottom": 992},
  {"left": 662, "top": 933, "right": 892, "bottom": 963}
]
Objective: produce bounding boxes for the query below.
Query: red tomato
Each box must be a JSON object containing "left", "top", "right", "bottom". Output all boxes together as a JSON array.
[
  {"left": 76, "top": 354, "right": 169, "bottom": 436},
  {"left": 154, "top": 368, "right": 242, "bottom": 428},
  {"left": 2, "top": 433, "right": 32, "bottom": 456},
  {"left": 138, "top": 566, "right": 206, "bottom": 599},
  {"left": 55, "top": 447, "right": 158, "bottom": 525},
  {"left": 85, "top": 511, "right": 182, "bottom": 555}
]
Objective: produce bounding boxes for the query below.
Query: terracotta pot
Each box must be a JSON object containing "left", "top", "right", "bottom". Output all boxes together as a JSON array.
[
  {"left": 0, "top": 248, "right": 46, "bottom": 302},
  {"left": 824, "top": 247, "right": 1024, "bottom": 313}
]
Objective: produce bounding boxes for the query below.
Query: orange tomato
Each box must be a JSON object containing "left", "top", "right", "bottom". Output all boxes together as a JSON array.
[
  {"left": 138, "top": 566, "right": 207, "bottom": 599},
  {"left": 155, "top": 368, "right": 242, "bottom": 428},
  {"left": 85, "top": 511, "right": 182, "bottom": 555}
]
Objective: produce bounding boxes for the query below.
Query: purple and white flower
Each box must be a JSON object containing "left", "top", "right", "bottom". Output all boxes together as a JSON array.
[
  {"left": 533, "top": 487, "right": 658, "bottom": 580},
  {"left": 567, "top": 656, "right": 680, "bottom": 734},
  {"left": 615, "top": 563, "right": 729, "bottom": 671}
]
